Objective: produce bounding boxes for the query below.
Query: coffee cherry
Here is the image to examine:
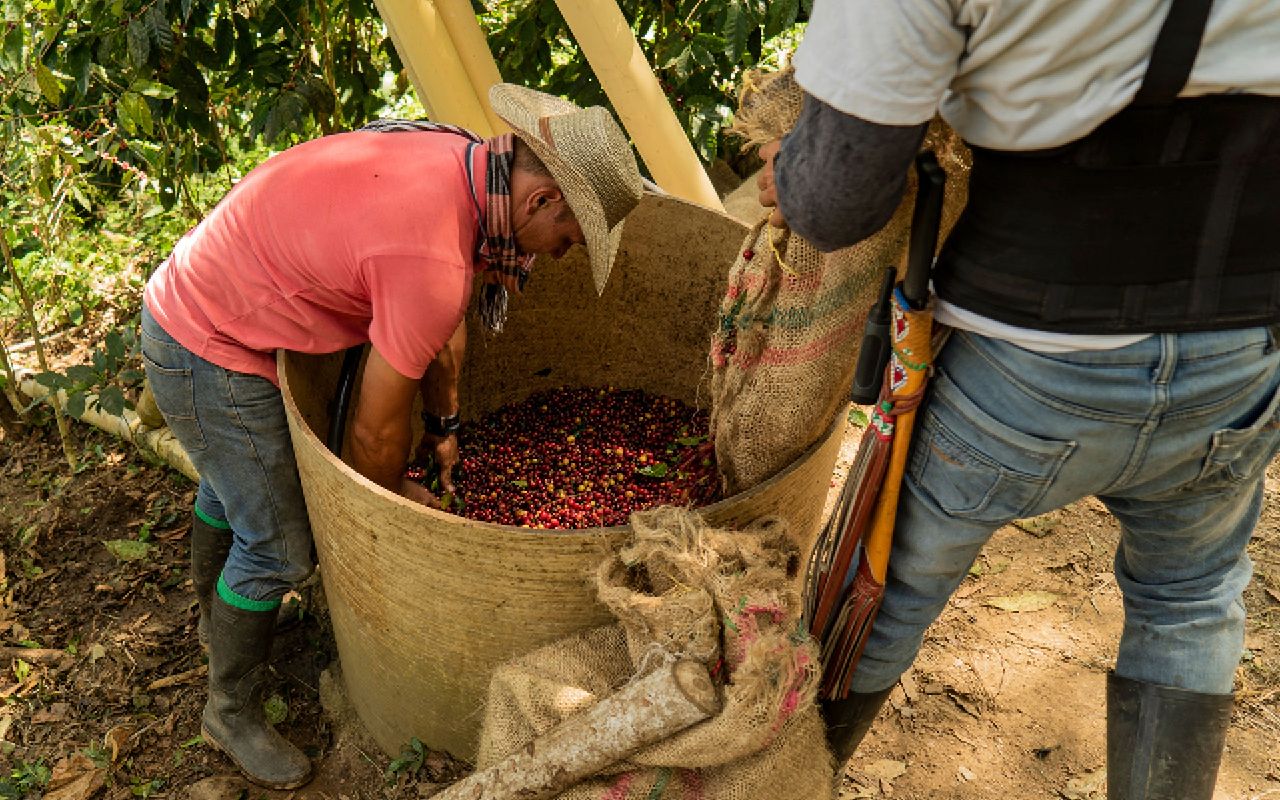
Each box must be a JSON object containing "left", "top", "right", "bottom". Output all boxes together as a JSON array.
[{"left": 406, "top": 386, "right": 720, "bottom": 529}]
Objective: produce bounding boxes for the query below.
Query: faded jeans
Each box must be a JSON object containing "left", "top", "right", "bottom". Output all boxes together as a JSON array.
[
  {"left": 851, "top": 325, "right": 1280, "bottom": 695},
  {"left": 140, "top": 305, "right": 313, "bottom": 604}
]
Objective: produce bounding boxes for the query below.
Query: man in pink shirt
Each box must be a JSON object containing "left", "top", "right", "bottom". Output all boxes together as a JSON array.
[{"left": 140, "top": 85, "right": 642, "bottom": 788}]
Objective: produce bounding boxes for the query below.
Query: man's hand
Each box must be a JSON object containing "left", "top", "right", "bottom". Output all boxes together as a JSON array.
[
  {"left": 757, "top": 139, "right": 787, "bottom": 229},
  {"left": 414, "top": 431, "right": 459, "bottom": 494},
  {"left": 399, "top": 477, "right": 440, "bottom": 508}
]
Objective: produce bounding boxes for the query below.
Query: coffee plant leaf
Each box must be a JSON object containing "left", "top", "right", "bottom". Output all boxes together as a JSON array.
[
  {"left": 35, "top": 64, "right": 63, "bottom": 104},
  {"left": 263, "top": 694, "right": 288, "bottom": 725},
  {"left": 103, "top": 540, "right": 153, "bottom": 562},
  {"left": 130, "top": 79, "right": 176, "bottom": 99},
  {"left": 126, "top": 17, "right": 150, "bottom": 68},
  {"left": 637, "top": 463, "right": 669, "bottom": 479}
]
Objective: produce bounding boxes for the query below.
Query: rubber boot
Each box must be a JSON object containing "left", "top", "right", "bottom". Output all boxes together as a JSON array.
[
  {"left": 201, "top": 595, "right": 312, "bottom": 789},
  {"left": 190, "top": 513, "right": 232, "bottom": 650},
  {"left": 821, "top": 685, "right": 895, "bottom": 764},
  {"left": 1107, "top": 671, "right": 1233, "bottom": 800},
  {"left": 191, "top": 514, "right": 304, "bottom": 650}
]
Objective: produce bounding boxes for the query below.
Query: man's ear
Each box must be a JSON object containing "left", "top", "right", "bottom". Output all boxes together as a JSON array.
[{"left": 524, "top": 183, "right": 565, "bottom": 214}]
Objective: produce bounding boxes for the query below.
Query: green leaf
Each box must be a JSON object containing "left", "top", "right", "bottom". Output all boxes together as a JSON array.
[
  {"left": 262, "top": 694, "right": 288, "bottom": 725},
  {"left": 34, "top": 372, "right": 70, "bottom": 390},
  {"left": 167, "top": 56, "right": 210, "bottom": 108},
  {"left": 722, "top": 3, "right": 750, "bottom": 60},
  {"left": 66, "top": 392, "right": 87, "bottom": 418},
  {"left": 509, "top": 479, "right": 528, "bottom": 489},
  {"left": 104, "top": 539, "right": 153, "bottom": 561},
  {"left": 105, "top": 330, "right": 125, "bottom": 361},
  {"left": 848, "top": 406, "right": 869, "bottom": 427},
  {"left": 185, "top": 37, "right": 219, "bottom": 69},
  {"left": 127, "top": 17, "right": 151, "bottom": 68},
  {"left": 98, "top": 386, "right": 126, "bottom": 417},
  {"left": 119, "top": 92, "right": 153, "bottom": 136},
  {"left": 130, "top": 79, "right": 176, "bottom": 99},
  {"left": 1, "top": 24, "right": 22, "bottom": 72},
  {"left": 636, "top": 463, "right": 669, "bottom": 479},
  {"left": 213, "top": 16, "right": 234, "bottom": 61},
  {"left": 147, "top": 4, "right": 175, "bottom": 54},
  {"left": 66, "top": 364, "right": 98, "bottom": 385},
  {"left": 35, "top": 63, "right": 63, "bottom": 104},
  {"left": 764, "top": 0, "right": 799, "bottom": 38},
  {"left": 675, "top": 435, "right": 705, "bottom": 446},
  {"left": 65, "top": 44, "right": 93, "bottom": 99}
]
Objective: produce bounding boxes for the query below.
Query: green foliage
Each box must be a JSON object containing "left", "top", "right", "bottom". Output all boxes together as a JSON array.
[
  {"left": 0, "top": 759, "right": 50, "bottom": 799},
  {"left": 480, "top": 0, "right": 807, "bottom": 164},
  {"left": 385, "top": 736, "right": 425, "bottom": 782}
]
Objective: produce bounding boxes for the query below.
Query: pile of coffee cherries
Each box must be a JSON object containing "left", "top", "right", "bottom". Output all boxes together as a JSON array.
[{"left": 406, "top": 386, "right": 719, "bottom": 529}]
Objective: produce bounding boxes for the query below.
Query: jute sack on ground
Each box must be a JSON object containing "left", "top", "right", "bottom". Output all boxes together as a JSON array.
[
  {"left": 710, "top": 66, "right": 970, "bottom": 495},
  {"left": 476, "top": 508, "right": 834, "bottom": 800}
]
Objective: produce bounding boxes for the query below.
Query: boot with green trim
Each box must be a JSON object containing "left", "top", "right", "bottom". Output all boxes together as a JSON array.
[
  {"left": 202, "top": 584, "right": 312, "bottom": 789},
  {"left": 190, "top": 510, "right": 232, "bottom": 650},
  {"left": 190, "top": 510, "right": 305, "bottom": 650}
]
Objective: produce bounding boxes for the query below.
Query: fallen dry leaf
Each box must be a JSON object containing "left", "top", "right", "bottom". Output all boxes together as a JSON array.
[
  {"left": 862, "top": 759, "right": 908, "bottom": 781},
  {"left": 186, "top": 776, "right": 249, "bottom": 800},
  {"left": 1061, "top": 768, "right": 1106, "bottom": 799},
  {"left": 31, "top": 702, "right": 69, "bottom": 724},
  {"left": 985, "top": 591, "right": 1060, "bottom": 613},
  {"left": 1013, "top": 514, "right": 1061, "bottom": 538},
  {"left": 104, "top": 723, "right": 136, "bottom": 762},
  {"left": 44, "top": 754, "right": 105, "bottom": 800}
]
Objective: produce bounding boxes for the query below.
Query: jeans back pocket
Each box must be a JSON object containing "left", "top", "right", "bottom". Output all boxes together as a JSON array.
[
  {"left": 141, "top": 335, "right": 208, "bottom": 453},
  {"left": 909, "top": 371, "right": 1077, "bottom": 524},
  {"left": 1197, "top": 377, "right": 1280, "bottom": 489}
]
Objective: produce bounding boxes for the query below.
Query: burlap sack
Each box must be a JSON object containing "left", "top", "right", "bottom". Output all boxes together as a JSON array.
[
  {"left": 711, "top": 66, "right": 970, "bottom": 495},
  {"left": 476, "top": 508, "right": 834, "bottom": 800}
]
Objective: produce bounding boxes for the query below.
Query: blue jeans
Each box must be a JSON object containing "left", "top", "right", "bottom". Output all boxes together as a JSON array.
[
  {"left": 851, "top": 326, "right": 1280, "bottom": 695},
  {"left": 140, "top": 306, "right": 314, "bottom": 605}
]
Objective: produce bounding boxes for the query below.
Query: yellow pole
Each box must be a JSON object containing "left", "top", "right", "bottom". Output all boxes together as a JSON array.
[
  {"left": 553, "top": 0, "right": 725, "bottom": 212},
  {"left": 433, "top": 0, "right": 509, "bottom": 135},
  {"left": 373, "top": 0, "right": 495, "bottom": 136}
]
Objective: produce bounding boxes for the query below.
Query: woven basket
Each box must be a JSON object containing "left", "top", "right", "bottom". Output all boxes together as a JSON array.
[{"left": 278, "top": 193, "right": 846, "bottom": 759}]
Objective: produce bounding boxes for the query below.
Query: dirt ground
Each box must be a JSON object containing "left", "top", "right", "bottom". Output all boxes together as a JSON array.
[{"left": 1, "top": 367, "right": 1278, "bottom": 799}]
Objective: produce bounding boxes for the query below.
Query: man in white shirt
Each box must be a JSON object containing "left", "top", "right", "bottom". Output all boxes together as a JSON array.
[{"left": 759, "top": 1, "right": 1280, "bottom": 797}]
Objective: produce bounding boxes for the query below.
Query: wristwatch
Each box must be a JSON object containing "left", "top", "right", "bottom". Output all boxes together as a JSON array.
[{"left": 422, "top": 410, "right": 461, "bottom": 437}]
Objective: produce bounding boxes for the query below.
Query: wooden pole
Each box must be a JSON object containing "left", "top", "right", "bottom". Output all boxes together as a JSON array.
[
  {"left": 373, "top": 0, "right": 495, "bottom": 135},
  {"left": 552, "top": 0, "right": 725, "bottom": 213},
  {"left": 432, "top": 0, "right": 509, "bottom": 135},
  {"left": 436, "top": 659, "right": 720, "bottom": 800}
]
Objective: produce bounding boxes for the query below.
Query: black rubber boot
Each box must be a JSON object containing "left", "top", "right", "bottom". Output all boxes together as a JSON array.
[
  {"left": 820, "top": 685, "right": 895, "bottom": 764},
  {"left": 1107, "top": 671, "right": 1233, "bottom": 800},
  {"left": 190, "top": 513, "right": 232, "bottom": 650},
  {"left": 202, "top": 595, "right": 312, "bottom": 789},
  {"left": 191, "top": 514, "right": 304, "bottom": 649}
]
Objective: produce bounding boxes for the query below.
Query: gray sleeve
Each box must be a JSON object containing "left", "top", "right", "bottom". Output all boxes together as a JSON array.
[{"left": 774, "top": 92, "right": 928, "bottom": 253}]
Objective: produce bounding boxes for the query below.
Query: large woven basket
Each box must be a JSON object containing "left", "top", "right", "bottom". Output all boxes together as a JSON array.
[{"left": 279, "top": 192, "right": 846, "bottom": 759}]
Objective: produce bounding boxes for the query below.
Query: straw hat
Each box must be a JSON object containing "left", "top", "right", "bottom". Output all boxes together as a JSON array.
[{"left": 489, "top": 84, "right": 643, "bottom": 295}]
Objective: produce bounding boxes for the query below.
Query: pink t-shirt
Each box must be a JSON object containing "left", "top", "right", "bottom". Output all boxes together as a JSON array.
[{"left": 144, "top": 131, "right": 486, "bottom": 384}]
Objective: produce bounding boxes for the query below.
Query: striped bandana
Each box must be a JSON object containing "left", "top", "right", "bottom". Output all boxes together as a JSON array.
[{"left": 360, "top": 120, "right": 533, "bottom": 332}]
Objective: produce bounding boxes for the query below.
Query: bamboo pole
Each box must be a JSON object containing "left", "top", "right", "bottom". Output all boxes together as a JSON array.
[
  {"left": 432, "top": 0, "right": 509, "bottom": 135},
  {"left": 373, "top": 0, "right": 495, "bottom": 136},
  {"left": 436, "top": 659, "right": 720, "bottom": 800},
  {"left": 15, "top": 370, "right": 199, "bottom": 482},
  {"left": 552, "top": 0, "right": 725, "bottom": 213}
]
